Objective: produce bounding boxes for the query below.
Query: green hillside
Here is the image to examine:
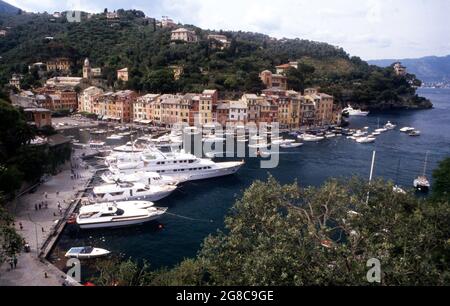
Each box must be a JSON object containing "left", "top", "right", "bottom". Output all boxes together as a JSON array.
[{"left": 0, "top": 9, "right": 432, "bottom": 109}]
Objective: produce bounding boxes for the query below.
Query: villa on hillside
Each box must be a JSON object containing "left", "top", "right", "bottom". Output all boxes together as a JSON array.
[{"left": 171, "top": 28, "right": 198, "bottom": 43}]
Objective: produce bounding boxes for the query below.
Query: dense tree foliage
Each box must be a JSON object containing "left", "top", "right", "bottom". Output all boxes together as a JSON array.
[
  {"left": 0, "top": 201, "right": 24, "bottom": 266},
  {"left": 0, "top": 99, "right": 71, "bottom": 195},
  {"left": 0, "top": 11, "right": 431, "bottom": 108},
  {"left": 432, "top": 157, "right": 450, "bottom": 202},
  {"left": 95, "top": 168, "right": 450, "bottom": 286}
]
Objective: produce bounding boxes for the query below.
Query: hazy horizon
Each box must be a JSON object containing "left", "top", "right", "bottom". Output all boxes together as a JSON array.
[{"left": 4, "top": 0, "right": 450, "bottom": 61}]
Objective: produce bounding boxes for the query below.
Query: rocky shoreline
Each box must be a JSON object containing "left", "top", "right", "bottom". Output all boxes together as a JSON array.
[{"left": 354, "top": 95, "right": 433, "bottom": 111}]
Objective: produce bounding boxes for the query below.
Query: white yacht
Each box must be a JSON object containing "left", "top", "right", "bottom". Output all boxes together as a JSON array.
[
  {"left": 250, "top": 135, "right": 265, "bottom": 141},
  {"left": 298, "top": 134, "right": 325, "bottom": 142},
  {"left": 101, "top": 171, "right": 184, "bottom": 185},
  {"left": 374, "top": 128, "right": 388, "bottom": 133},
  {"left": 384, "top": 121, "right": 397, "bottom": 130},
  {"left": 272, "top": 139, "right": 295, "bottom": 145},
  {"left": 106, "top": 134, "right": 124, "bottom": 140},
  {"left": 353, "top": 130, "right": 367, "bottom": 137},
  {"left": 414, "top": 152, "right": 431, "bottom": 192},
  {"left": 280, "top": 142, "right": 303, "bottom": 149},
  {"left": 76, "top": 201, "right": 167, "bottom": 229},
  {"left": 342, "top": 106, "right": 370, "bottom": 116},
  {"left": 109, "top": 150, "right": 244, "bottom": 182},
  {"left": 92, "top": 182, "right": 177, "bottom": 202},
  {"left": 356, "top": 137, "right": 376, "bottom": 144}
]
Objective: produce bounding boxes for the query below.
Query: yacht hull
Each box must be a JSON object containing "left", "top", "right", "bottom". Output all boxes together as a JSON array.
[
  {"left": 78, "top": 214, "right": 163, "bottom": 229},
  {"left": 97, "top": 188, "right": 176, "bottom": 203},
  {"left": 182, "top": 162, "right": 243, "bottom": 181}
]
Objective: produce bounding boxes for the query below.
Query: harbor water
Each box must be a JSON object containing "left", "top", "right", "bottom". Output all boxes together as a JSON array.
[{"left": 49, "top": 88, "right": 450, "bottom": 276}]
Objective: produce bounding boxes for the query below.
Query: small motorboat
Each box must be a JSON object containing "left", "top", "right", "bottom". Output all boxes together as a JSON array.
[
  {"left": 325, "top": 132, "right": 336, "bottom": 138},
  {"left": 353, "top": 130, "right": 367, "bottom": 137},
  {"left": 374, "top": 128, "right": 388, "bottom": 133},
  {"left": 106, "top": 134, "right": 124, "bottom": 140},
  {"left": 298, "top": 134, "right": 325, "bottom": 142},
  {"left": 280, "top": 142, "right": 303, "bottom": 149},
  {"left": 272, "top": 139, "right": 295, "bottom": 145},
  {"left": 249, "top": 142, "right": 269, "bottom": 149},
  {"left": 408, "top": 130, "right": 421, "bottom": 137},
  {"left": 356, "top": 137, "right": 376, "bottom": 144},
  {"left": 250, "top": 135, "right": 265, "bottom": 141},
  {"left": 400, "top": 127, "right": 415, "bottom": 133},
  {"left": 393, "top": 185, "right": 407, "bottom": 194},
  {"left": 65, "top": 246, "right": 110, "bottom": 259}
]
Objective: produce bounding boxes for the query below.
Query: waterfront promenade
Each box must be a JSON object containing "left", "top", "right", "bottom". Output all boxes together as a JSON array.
[{"left": 0, "top": 151, "right": 95, "bottom": 286}]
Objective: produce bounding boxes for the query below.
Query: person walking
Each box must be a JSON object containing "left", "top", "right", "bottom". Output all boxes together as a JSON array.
[
  {"left": 9, "top": 258, "right": 14, "bottom": 271},
  {"left": 13, "top": 256, "right": 17, "bottom": 269},
  {"left": 19, "top": 222, "right": 23, "bottom": 230}
]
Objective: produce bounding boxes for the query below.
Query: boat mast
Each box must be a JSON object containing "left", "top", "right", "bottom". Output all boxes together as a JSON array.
[{"left": 366, "top": 150, "right": 376, "bottom": 204}]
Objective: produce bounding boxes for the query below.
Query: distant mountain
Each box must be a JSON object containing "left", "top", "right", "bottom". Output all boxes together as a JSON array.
[
  {"left": 368, "top": 55, "right": 450, "bottom": 82},
  {"left": 0, "top": 0, "right": 20, "bottom": 14}
]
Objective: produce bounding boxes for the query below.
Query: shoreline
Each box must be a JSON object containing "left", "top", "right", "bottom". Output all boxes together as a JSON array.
[{"left": 0, "top": 148, "right": 97, "bottom": 286}]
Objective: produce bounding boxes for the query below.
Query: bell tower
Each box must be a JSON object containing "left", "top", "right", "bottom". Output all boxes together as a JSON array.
[{"left": 83, "top": 58, "right": 91, "bottom": 79}]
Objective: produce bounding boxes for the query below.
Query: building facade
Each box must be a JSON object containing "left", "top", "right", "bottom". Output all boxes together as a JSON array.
[
  {"left": 260, "top": 70, "right": 288, "bottom": 90},
  {"left": 46, "top": 58, "right": 71, "bottom": 73},
  {"left": 79, "top": 86, "right": 104, "bottom": 113},
  {"left": 171, "top": 28, "right": 198, "bottom": 42}
]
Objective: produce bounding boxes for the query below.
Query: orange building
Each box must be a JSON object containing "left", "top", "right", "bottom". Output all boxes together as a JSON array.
[
  {"left": 24, "top": 108, "right": 52, "bottom": 128},
  {"left": 259, "top": 70, "right": 287, "bottom": 90}
]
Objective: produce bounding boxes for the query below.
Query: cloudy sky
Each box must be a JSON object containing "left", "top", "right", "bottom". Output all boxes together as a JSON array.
[{"left": 5, "top": 0, "right": 450, "bottom": 60}]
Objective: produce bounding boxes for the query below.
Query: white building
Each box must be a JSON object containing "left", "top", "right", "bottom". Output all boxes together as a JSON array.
[
  {"left": 171, "top": 28, "right": 198, "bottom": 43},
  {"left": 46, "top": 77, "right": 83, "bottom": 88},
  {"left": 79, "top": 86, "right": 104, "bottom": 113},
  {"left": 229, "top": 100, "right": 248, "bottom": 123}
]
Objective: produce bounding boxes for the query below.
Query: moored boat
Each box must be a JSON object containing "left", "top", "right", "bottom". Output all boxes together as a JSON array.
[
  {"left": 65, "top": 247, "right": 110, "bottom": 259},
  {"left": 76, "top": 201, "right": 167, "bottom": 229}
]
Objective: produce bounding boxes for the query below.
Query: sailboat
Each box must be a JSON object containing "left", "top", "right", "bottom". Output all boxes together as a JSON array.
[
  {"left": 413, "top": 152, "right": 431, "bottom": 193},
  {"left": 374, "top": 118, "right": 388, "bottom": 133},
  {"left": 393, "top": 159, "right": 406, "bottom": 194}
]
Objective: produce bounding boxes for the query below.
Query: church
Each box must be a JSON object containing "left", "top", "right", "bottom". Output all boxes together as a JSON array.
[{"left": 83, "top": 58, "right": 102, "bottom": 79}]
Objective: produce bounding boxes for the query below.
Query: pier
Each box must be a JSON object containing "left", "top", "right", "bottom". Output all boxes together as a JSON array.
[{"left": 0, "top": 150, "right": 96, "bottom": 286}]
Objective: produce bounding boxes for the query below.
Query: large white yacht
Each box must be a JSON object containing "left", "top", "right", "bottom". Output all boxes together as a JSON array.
[
  {"left": 108, "top": 150, "right": 244, "bottom": 182},
  {"left": 342, "top": 105, "right": 370, "bottom": 116},
  {"left": 76, "top": 201, "right": 167, "bottom": 229},
  {"left": 92, "top": 182, "right": 177, "bottom": 202},
  {"left": 101, "top": 171, "right": 185, "bottom": 185}
]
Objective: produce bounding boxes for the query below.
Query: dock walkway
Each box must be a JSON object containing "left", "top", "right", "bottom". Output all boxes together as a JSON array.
[{"left": 0, "top": 151, "right": 95, "bottom": 286}]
